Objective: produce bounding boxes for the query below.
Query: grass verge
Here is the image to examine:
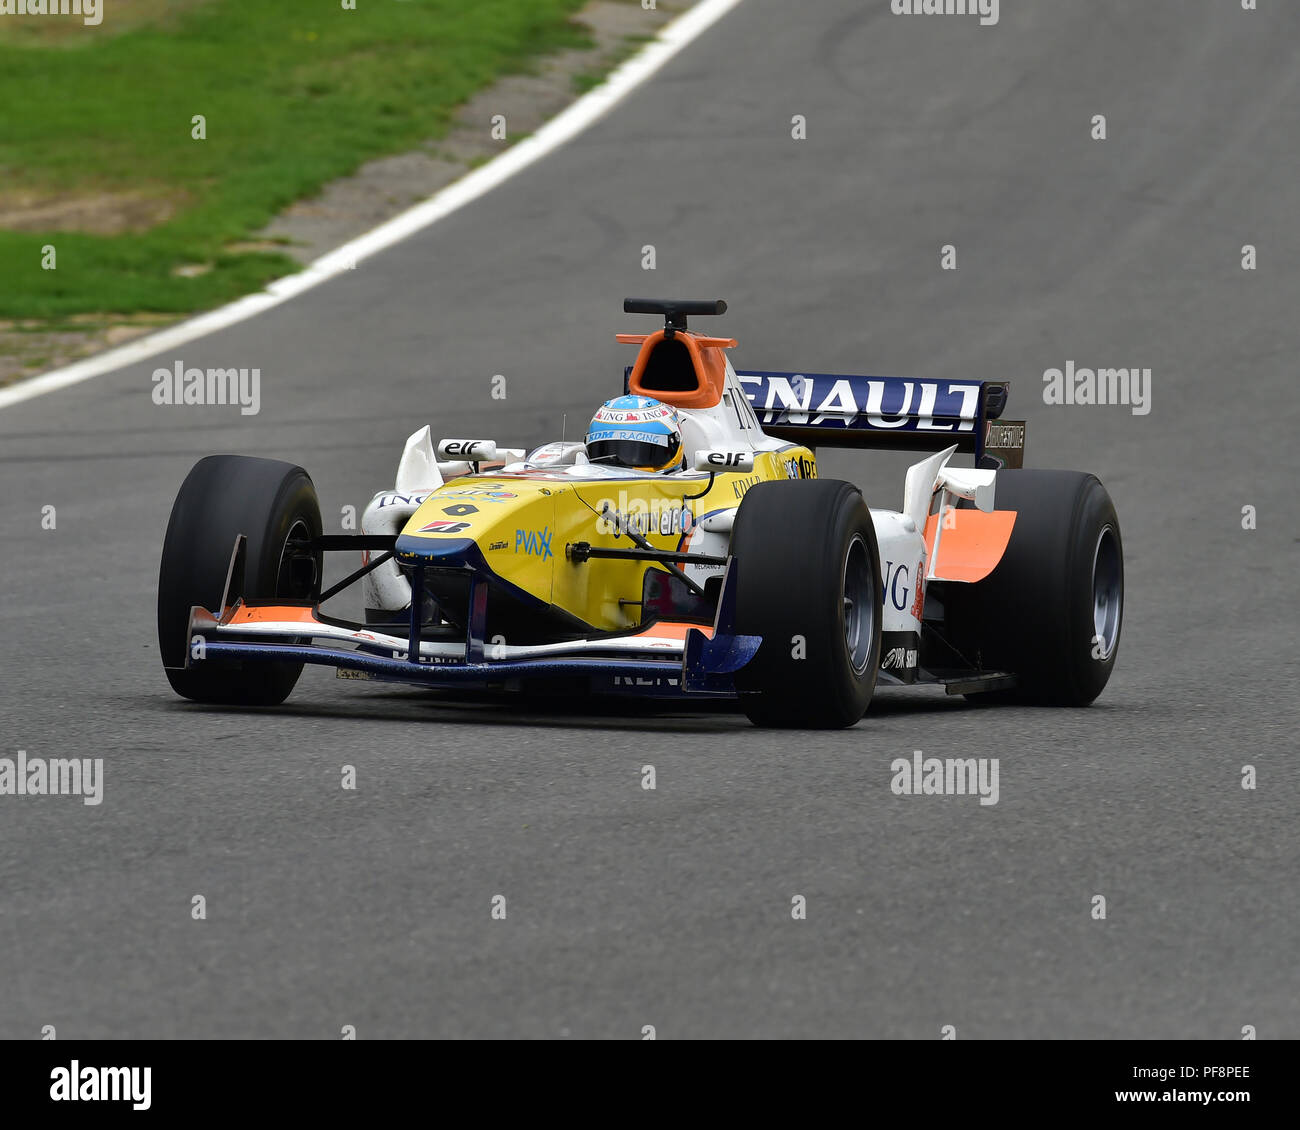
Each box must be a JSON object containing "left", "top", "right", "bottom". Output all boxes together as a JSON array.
[{"left": 0, "top": 0, "right": 591, "bottom": 320}]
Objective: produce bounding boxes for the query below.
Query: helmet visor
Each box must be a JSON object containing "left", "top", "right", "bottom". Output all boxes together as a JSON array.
[{"left": 587, "top": 433, "right": 678, "bottom": 469}]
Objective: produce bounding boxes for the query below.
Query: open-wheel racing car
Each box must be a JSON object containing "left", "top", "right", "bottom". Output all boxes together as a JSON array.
[{"left": 158, "top": 298, "right": 1124, "bottom": 728}]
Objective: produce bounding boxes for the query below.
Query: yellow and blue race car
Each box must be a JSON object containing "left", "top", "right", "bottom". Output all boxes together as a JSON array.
[{"left": 157, "top": 298, "right": 1124, "bottom": 727}]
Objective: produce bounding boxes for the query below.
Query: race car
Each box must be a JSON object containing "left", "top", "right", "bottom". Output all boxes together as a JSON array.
[{"left": 157, "top": 298, "right": 1124, "bottom": 728}]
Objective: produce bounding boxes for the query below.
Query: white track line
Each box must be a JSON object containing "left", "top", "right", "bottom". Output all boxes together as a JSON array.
[{"left": 0, "top": 0, "right": 745, "bottom": 413}]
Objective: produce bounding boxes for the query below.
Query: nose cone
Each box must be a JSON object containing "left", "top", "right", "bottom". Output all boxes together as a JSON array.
[{"left": 394, "top": 479, "right": 556, "bottom": 576}]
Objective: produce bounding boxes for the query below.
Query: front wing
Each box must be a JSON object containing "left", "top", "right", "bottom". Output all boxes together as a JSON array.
[{"left": 184, "top": 556, "right": 760, "bottom": 699}]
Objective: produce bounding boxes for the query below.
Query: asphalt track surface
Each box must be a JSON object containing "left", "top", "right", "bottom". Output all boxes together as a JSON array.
[{"left": 2, "top": 0, "right": 1297, "bottom": 1039}]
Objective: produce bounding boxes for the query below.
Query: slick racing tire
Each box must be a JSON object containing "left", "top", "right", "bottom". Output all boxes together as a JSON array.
[
  {"left": 944, "top": 469, "right": 1123, "bottom": 706},
  {"left": 731, "top": 480, "right": 882, "bottom": 728},
  {"left": 158, "top": 455, "right": 322, "bottom": 705}
]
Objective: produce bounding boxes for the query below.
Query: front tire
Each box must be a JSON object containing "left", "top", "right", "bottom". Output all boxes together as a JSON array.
[
  {"left": 158, "top": 455, "right": 322, "bottom": 705},
  {"left": 943, "top": 469, "right": 1123, "bottom": 705},
  {"left": 731, "top": 480, "right": 882, "bottom": 728}
]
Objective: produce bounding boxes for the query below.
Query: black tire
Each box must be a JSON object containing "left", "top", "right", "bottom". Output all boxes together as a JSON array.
[
  {"left": 158, "top": 455, "right": 322, "bottom": 705},
  {"left": 943, "top": 469, "right": 1123, "bottom": 705},
  {"left": 730, "top": 480, "right": 882, "bottom": 728}
]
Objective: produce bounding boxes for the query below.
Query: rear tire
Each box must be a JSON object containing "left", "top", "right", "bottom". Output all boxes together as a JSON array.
[
  {"left": 158, "top": 455, "right": 322, "bottom": 705},
  {"left": 943, "top": 469, "right": 1122, "bottom": 705},
  {"left": 731, "top": 480, "right": 882, "bottom": 728}
]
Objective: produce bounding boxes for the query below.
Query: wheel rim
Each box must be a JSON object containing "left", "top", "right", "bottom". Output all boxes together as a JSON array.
[
  {"left": 1091, "top": 525, "right": 1122, "bottom": 660},
  {"left": 842, "top": 533, "right": 874, "bottom": 675},
  {"left": 277, "top": 518, "right": 317, "bottom": 599}
]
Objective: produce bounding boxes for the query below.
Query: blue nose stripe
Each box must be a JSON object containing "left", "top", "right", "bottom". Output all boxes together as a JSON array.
[{"left": 395, "top": 535, "right": 475, "bottom": 564}]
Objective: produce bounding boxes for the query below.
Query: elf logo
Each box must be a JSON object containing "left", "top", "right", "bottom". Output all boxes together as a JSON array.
[
  {"left": 694, "top": 449, "right": 754, "bottom": 473},
  {"left": 515, "top": 527, "right": 553, "bottom": 560},
  {"left": 437, "top": 438, "right": 497, "bottom": 460},
  {"left": 419, "top": 520, "right": 471, "bottom": 534}
]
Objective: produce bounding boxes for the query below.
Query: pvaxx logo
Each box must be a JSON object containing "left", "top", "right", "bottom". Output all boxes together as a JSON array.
[{"left": 515, "top": 527, "right": 553, "bottom": 559}]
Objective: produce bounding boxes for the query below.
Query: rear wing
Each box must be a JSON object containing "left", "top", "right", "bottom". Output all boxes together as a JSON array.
[{"left": 734, "top": 371, "right": 1014, "bottom": 463}]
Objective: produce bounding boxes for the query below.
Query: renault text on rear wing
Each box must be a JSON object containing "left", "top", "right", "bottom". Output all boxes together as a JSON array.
[{"left": 734, "top": 371, "right": 1007, "bottom": 459}]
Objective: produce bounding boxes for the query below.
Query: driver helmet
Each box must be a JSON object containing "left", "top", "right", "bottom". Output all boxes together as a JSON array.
[{"left": 585, "top": 395, "right": 684, "bottom": 472}]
